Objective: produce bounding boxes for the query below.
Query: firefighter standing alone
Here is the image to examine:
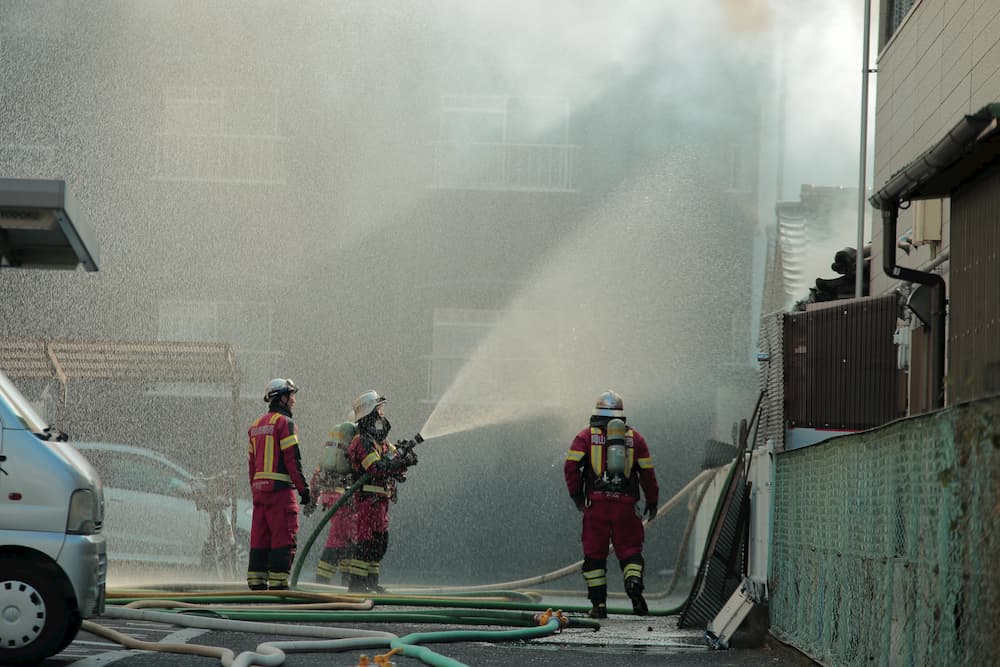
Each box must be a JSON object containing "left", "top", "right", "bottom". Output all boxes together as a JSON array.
[
  {"left": 346, "top": 390, "right": 418, "bottom": 593},
  {"left": 246, "top": 378, "right": 311, "bottom": 591},
  {"left": 564, "top": 390, "right": 659, "bottom": 618}
]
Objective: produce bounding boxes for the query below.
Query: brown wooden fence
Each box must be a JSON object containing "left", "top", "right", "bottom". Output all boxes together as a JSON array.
[{"left": 783, "top": 294, "right": 904, "bottom": 430}]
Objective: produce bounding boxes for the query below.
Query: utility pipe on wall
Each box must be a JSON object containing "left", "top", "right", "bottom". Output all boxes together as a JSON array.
[
  {"left": 880, "top": 204, "right": 945, "bottom": 409},
  {"left": 856, "top": 0, "right": 874, "bottom": 298}
]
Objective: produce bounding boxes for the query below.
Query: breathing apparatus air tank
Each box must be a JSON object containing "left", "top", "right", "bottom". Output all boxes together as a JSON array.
[
  {"left": 605, "top": 418, "right": 627, "bottom": 475},
  {"left": 320, "top": 421, "right": 356, "bottom": 474}
]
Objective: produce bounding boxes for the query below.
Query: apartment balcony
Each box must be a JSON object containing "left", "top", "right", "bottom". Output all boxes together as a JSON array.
[{"left": 428, "top": 141, "right": 578, "bottom": 192}]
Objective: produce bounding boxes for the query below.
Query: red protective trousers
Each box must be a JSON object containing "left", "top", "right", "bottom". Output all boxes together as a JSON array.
[
  {"left": 249, "top": 488, "right": 299, "bottom": 550},
  {"left": 354, "top": 495, "right": 389, "bottom": 543},
  {"left": 581, "top": 499, "right": 644, "bottom": 561},
  {"left": 320, "top": 490, "right": 358, "bottom": 549}
]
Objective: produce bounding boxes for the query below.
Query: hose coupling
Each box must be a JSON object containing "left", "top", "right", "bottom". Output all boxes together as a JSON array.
[{"left": 534, "top": 608, "right": 568, "bottom": 630}]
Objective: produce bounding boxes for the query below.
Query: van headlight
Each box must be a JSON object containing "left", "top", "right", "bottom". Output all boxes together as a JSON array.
[{"left": 67, "top": 489, "right": 100, "bottom": 534}]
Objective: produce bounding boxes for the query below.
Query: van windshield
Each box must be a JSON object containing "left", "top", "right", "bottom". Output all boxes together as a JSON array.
[{"left": 0, "top": 371, "right": 51, "bottom": 434}]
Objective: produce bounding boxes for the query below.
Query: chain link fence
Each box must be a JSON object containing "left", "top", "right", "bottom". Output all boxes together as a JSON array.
[{"left": 770, "top": 395, "right": 999, "bottom": 665}]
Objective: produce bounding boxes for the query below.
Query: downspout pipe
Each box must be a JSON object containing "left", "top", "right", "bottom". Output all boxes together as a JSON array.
[
  {"left": 867, "top": 107, "right": 1000, "bottom": 410},
  {"left": 879, "top": 203, "right": 945, "bottom": 409}
]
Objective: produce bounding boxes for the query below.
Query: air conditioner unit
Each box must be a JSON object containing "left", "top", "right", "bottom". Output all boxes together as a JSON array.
[{"left": 912, "top": 198, "right": 943, "bottom": 244}]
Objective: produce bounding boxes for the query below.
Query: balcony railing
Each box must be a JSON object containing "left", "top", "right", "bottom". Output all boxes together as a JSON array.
[{"left": 428, "top": 141, "right": 578, "bottom": 192}]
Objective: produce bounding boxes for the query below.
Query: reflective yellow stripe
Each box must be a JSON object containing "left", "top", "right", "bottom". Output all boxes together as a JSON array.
[
  {"left": 623, "top": 563, "right": 643, "bottom": 578},
  {"left": 566, "top": 450, "right": 584, "bottom": 461},
  {"left": 637, "top": 457, "right": 654, "bottom": 469},
  {"left": 361, "top": 484, "right": 390, "bottom": 496},
  {"left": 361, "top": 451, "right": 381, "bottom": 470},
  {"left": 254, "top": 471, "right": 292, "bottom": 482},
  {"left": 583, "top": 568, "right": 607, "bottom": 587},
  {"left": 263, "top": 434, "right": 274, "bottom": 473},
  {"left": 590, "top": 444, "right": 603, "bottom": 475},
  {"left": 368, "top": 562, "right": 380, "bottom": 575},
  {"left": 626, "top": 447, "right": 635, "bottom": 476},
  {"left": 590, "top": 427, "right": 604, "bottom": 474},
  {"left": 279, "top": 433, "right": 299, "bottom": 450},
  {"left": 347, "top": 559, "right": 368, "bottom": 576}
]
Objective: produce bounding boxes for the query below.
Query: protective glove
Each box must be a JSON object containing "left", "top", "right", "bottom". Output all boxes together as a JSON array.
[
  {"left": 298, "top": 488, "right": 311, "bottom": 508},
  {"left": 573, "top": 495, "right": 587, "bottom": 512},
  {"left": 643, "top": 502, "right": 657, "bottom": 521}
]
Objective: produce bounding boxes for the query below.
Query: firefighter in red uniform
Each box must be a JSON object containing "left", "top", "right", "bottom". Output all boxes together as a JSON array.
[
  {"left": 564, "top": 390, "right": 659, "bottom": 618},
  {"left": 306, "top": 421, "right": 359, "bottom": 585},
  {"left": 346, "top": 390, "right": 417, "bottom": 593},
  {"left": 246, "top": 378, "right": 311, "bottom": 591}
]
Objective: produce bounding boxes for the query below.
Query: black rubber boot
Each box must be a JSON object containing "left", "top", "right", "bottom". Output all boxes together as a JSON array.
[
  {"left": 366, "top": 573, "right": 386, "bottom": 594},
  {"left": 625, "top": 576, "right": 648, "bottom": 615},
  {"left": 587, "top": 603, "right": 608, "bottom": 619},
  {"left": 347, "top": 574, "right": 368, "bottom": 593}
]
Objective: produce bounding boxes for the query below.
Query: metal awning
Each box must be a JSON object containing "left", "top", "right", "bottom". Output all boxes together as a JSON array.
[
  {"left": 870, "top": 103, "right": 1000, "bottom": 208},
  {"left": 0, "top": 338, "right": 239, "bottom": 384},
  {"left": 0, "top": 338, "right": 240, "bottom": 427},
  {"left": 0, "top": 179, "right": 100, "bottom": 271}
]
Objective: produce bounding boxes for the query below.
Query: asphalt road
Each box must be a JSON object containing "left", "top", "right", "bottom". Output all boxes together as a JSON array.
[{"left": 42, "top": 612, "right": 819, "bottom": 667}]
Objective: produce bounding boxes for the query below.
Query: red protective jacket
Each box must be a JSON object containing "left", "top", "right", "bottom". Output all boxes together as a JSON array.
[
  {"left": 247, "top": 407, "right": 308, "bottom": 496},
  {"left": 347, "top": 434, "right": 404, "bottom": 502},
  {"left": 564, "top": 424, "right": 659, "bottom": 506}
]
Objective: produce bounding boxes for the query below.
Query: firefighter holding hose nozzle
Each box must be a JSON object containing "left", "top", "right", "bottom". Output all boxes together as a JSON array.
[
  {"left": 246, "top": 378, "right": 311, "bottom": 591},
  {"left": 564, "top": 390, "right": 659, "bottom": 618},
  {"left": 346, "top": 390, "right": 419, "bottom": 593}
]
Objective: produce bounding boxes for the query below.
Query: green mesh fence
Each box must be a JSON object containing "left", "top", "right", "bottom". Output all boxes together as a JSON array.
[{"left": 771, "top": 395, "right": 1000, "bottom": 666}]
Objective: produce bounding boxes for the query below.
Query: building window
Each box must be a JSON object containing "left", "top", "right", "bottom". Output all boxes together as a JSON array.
[
  {"left": 153, "top": 87, "right": 286, "bottom": 184},
  {"left": 881, "top": 0, "right": 918, "bottom": 47},
  {"left": 429, "top": 95, "right": 578, "bottom": 192},
  {"left": 156, "top": 300, "right": 282, "bottom": 398}
]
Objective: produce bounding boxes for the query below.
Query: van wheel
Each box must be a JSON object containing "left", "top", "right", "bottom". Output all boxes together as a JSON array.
[
  {"left": 54, "top": 611, "right": 83, "bottom": 654},
  {"left": 0, "top": 559, "right": 73, "bottom": 665}
]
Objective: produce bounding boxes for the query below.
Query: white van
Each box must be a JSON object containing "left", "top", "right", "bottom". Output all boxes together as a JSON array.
[{"left": 0, "top": 369, "right": 107, "bottom": 664}]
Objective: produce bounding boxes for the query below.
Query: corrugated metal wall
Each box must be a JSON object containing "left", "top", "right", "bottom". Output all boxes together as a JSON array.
[
  {"left": 756, "top": 311, "right": 785, "bottom": 450},
  {"left": 783, "top": 294, "right": 903, "bottom": 430},
  {"left": 949, "top": 166, "right": 1000, "bottom": 404}
]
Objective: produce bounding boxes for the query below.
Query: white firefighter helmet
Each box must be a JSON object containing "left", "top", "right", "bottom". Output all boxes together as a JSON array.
[
  {"left": 264, "top": 378, "right": 298, "bottom": 403},
  {"left": 593, "top": 390, "right": 625, "bottom": 417},
  {"left": 352, "top": 390, "right": 386, "bottom": 420}
]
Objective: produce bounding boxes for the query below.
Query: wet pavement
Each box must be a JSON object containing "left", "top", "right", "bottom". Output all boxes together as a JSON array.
[{"left": 44, "top": 606, "right": 819, "bottom": 666}]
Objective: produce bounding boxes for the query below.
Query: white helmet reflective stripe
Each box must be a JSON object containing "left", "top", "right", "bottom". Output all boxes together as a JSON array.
[
  {"left": 353, "top": 390, "right": 386, "bottom": 420},
  {"left": 264, "top": 378, "right": 298, "bottom": 403},
  {"left": 593, "top": 390, "right": 624, "bottom": 417}
]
